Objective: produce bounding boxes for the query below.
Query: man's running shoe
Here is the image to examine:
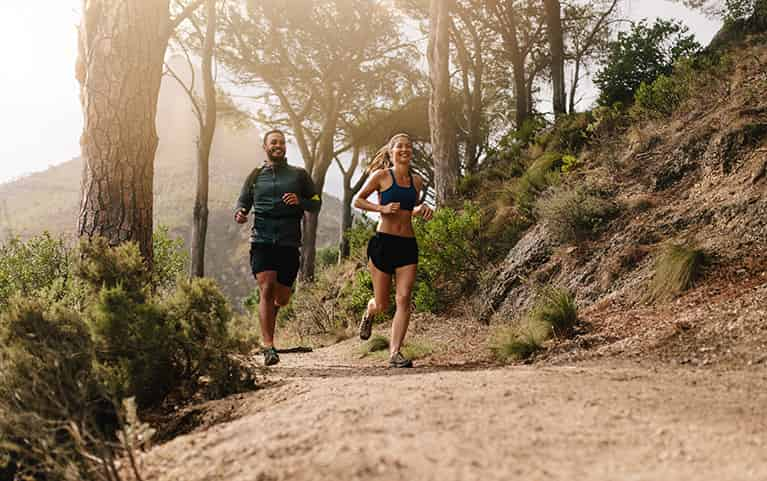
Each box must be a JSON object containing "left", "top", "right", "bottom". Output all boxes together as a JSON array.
[
  {"left": 389, "top": 351, "right": 413, "bottom": 368},
  {"left": 263, "top": 347, "right": 280, "bottom": 366},
  {"left": 359, "top": 311, "right": 373, "bottom": 340}
]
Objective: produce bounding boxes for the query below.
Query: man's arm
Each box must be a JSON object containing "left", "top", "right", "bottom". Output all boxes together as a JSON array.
[
  {"left": 298, "top": 169, "right": 322, "bottom": 213},
  {"left": 234, "top": 168, "right": 259, "bottom": 220}
]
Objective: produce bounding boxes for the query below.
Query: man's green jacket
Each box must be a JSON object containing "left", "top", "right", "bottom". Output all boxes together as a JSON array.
[{"left": 235, "top": 159, "right": 322, "bottom": 246}]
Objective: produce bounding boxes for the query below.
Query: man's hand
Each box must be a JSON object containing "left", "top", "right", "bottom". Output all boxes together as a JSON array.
[
  {"left": 282, "top": 193, "right": 299, "bottom": 206},
  {"left": 380, "top": 202, "right": 400, "bottom": 215},
  {"left": 234, "top": 209, "right": 249, "bottom": 224},
  {"left": 414, "top": 204, "right": 433, "bottom": 220}
]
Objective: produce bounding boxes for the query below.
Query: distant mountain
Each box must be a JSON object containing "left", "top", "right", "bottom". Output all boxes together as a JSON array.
[{"left": 0, "top": 57, "right": 342, "bottom": 307}]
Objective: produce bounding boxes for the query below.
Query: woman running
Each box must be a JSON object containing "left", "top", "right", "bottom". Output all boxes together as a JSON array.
[{"left": 353, "top": 132, "right": 433, "bottom": 368}]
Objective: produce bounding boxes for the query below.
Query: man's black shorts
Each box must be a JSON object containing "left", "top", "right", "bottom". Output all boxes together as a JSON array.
[
  {"left": 250, "top": 243, "right": 301, "bottom": 287},
  {"left": 366, "top": 232, "right": 418, "bottom": 275}
]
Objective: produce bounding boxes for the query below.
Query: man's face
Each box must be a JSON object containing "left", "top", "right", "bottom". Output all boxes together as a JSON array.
[{"left": 264, "top": 133, "right": 286, "bottom": 161}]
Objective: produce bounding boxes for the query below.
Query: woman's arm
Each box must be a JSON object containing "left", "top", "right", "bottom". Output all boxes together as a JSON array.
[
  {"left": 411, "top": 174, "right": 433, "bottom": 220},
  {"left": 355, "top": 170, "right": 398, "bottom": 214}
]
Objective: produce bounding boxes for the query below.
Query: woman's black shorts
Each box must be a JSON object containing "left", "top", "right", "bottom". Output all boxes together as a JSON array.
[
  {"left": 367, "top": 232, "right": 418, "bottom": 274},
  {"left": 250, "top": 243, "right": 301, "bottom": 287}
]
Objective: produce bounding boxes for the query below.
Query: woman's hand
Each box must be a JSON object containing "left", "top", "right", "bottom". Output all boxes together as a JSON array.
[
  {"left": 415, "top": 204, "right": 433, "bottom": 220},
  {"left": 380, "top": 202, "right": 400, "bottom": 215}
]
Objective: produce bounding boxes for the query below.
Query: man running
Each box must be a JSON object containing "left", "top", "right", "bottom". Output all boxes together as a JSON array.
[{"left": 235, "top": 129, "right": 322, "bottom": 366}]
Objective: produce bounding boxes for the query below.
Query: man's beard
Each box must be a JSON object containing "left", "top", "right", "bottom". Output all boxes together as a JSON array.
[{"left": 267, "top": 149, "right": 285, "bottom": 162}]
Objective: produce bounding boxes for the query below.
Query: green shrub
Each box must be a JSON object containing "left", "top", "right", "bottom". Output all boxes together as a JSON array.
[
  {"left": 647, "top": 243, "right": 706, "bottom": 302},
  {"left": 0, "top": 298, "right": 108, "bottom": 480},
  {"left": 414, "top": 203, "right": 482, "bottom": 311},
  {"left": 413, "top": 281, "right": 439, "bottom": 313},
  {"left": 316, "top": 246, "right": 340, "bottom": 269},
  {"left": 152, "top": 225, "right": 188, "bottom": 291},
  {"left": 0, "top": 233, "right": 71, "bottom": 312},
  {"left": 490, "top": 323, "right": 546, "bottom": 361},
  {"left": 535, "top": 185, "right": 619, "bottom": 243},
  {"left": 491, "top": 286, "right": 578, "bottom": 362},
  {"left": 227, "top": 313, "right": 261, "bottom": 353},
  {"left": 364, "top": 334, "right": 390, "bottom": 354},
  {"left": 345, "top": 218, "right": 376, "bottom": 263},
  {"left": 595, "top": 18, "right": 701, "bottom": 105},
  {"left": 76, "top": 237, "right": 149, "bottom": 302},
  {"left": 529, "top": 287, "right": 578, "bottom": 338},
  {"left": 515, "top": 152, "right": 563, "bottom": 216},
  {"left": 346, "top": 269, "right": 375, "bottom": 316},
  {"left": 549, "top": 113, "right": 593, "bottom": 154},
  {"left": 458, "top": 173, "right": 482, "bottom": 197},
  {"left": 88, "top": 285, "right": 176, "bottom": 407}
]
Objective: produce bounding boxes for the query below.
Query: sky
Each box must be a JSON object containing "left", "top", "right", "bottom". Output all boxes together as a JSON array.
[{"left": 0, "top": 1, "right": 722, "bottom": 192}]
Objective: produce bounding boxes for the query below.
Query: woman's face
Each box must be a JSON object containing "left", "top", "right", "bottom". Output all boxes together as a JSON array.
[{"left": 389, "top": 136, "right": 413, "bottom": 166}]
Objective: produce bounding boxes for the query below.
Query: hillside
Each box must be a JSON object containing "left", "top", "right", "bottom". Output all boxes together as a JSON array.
[
  {"left": 471, "top": 36, "right": 767, "bottom": 367},
  {"left": 0, "top": 62, "right": 343, "bottom": 307}
]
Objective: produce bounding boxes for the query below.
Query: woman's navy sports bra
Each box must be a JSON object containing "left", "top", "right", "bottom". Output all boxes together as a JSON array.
[{"left": 380, "top": 169, "right": 417, "bottom": 211}]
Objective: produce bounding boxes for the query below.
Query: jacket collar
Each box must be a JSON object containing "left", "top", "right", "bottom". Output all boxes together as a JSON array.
[{"left": 263, "top": 158, "right": 287, "bottom": 170}]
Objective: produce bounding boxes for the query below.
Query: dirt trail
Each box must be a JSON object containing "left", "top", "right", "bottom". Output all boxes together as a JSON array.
[{"left": 139, "top": 341, "right": 767, "bottom": 481}]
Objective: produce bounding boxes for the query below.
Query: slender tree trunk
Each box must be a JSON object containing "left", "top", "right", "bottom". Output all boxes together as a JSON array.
[
  {"left": 338, "top": 146, "right": 364, "bottom": 261},
  {"left": 76, "top": 0, "right": 173, "bottom": 267},
  {"left": 339, "top": 189, "right": 353, "bottom": 259},
  {"left": 191, "top": 0, "right": 217, "bottom": 278},
  {"left": 429, "top": 0, "right": 458, "bottom": 205},
  {"left": 299, "top": 96, "right": 338, "bottom": 282},
  {"left": 544, "top": 0, "right": 566, "bottom": 117}
]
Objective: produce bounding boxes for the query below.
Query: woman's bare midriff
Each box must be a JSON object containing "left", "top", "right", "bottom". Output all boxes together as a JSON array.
[{"left": 377, "top": 210, "right": 415, "bottom": 237}]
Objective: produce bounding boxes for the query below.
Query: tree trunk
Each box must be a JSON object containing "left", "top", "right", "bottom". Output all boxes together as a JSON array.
[
  {"left": 76, "top": 0, "right": 172, "bottom": 267},
  {"left": 191, "top": 0, "right": 217, "bottom": 278},
  {"left": 339, "top": 189, "right": 353, "bottom": 259},
  {"left": 429, "top": 0, "right": 458, "bottom": 206},
  {"left": 544, "top": 0, "right": 566, "bottom": 117},
  {"left": 299, "top": 95, "right": 338, "bottom": 282}
]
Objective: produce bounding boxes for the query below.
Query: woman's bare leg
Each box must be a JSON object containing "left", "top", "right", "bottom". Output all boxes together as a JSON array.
[
  {"left": 390, "top": 264, "right": 417, "bottom": 356},
  {"left": 367, "top": 260, "right": 392, "bottom": 317}
]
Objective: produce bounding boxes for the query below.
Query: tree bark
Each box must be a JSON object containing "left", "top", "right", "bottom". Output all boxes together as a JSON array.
[
  {"left": 76, "top": 0, "right": 174, "bottom": 267},
  {"left": 338, "top": 146, "right": 365, "bottom": 260},
  {"left": 428, "top": 0, "right": 458, "bottom": 206},
  {"left": 299, "top": 94, "right": 339, "bottom": 282},
  {"left": 544, "top": 0, "right": 566, "bottom": 117},
  {"left": 190, "top": 0, "right": 217, "bottom": 278},
  {"left": 490, "top": 0, "right": 530, "bottom": 129}
]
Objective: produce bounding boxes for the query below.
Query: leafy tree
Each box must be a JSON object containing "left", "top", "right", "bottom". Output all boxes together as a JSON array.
[
  {"left": 217, "top": 0, "right": 418, "bottom": 280},
  {"left": 594, "top": 18, "right": 701, "bottom": 106}
]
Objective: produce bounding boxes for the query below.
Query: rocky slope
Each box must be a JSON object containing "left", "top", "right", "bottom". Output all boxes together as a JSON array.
[{"left": 480, "top": 36, "right": 767, "bottom": 367}]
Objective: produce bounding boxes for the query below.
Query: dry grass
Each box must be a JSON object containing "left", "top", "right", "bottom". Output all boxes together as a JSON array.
[{"left": 647, "top": 243, "right": 706, "bottom": 302}]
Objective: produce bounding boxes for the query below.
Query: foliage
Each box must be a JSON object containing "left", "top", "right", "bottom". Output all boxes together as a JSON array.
[
  {"left": 595, "top": 18, "right": 701, "bottom": 106},
  {"left": 152, "top": 224, "right": 188, "bottom": 291},
  {"left": 528, "top": 287, "right": 578, "bottom": 338},
  {"left": 491, "top": 324, "right": 545, "bottom": 361},
  {"left": 316, "top": 246, "right": 340, "bottom": 270},
  {"left": 363, "top": 334, "right": 390, "bottom": 354},
  {"left": 515, "top": 152, "right": 563, "bottom": 217},
  {"left": 0, "top": 233, "right": 71, "bottom": 312},
  {"left": 534, "top": 184, "right": 619, "bottom": 243},
  {"left": 545, "top": 113, "right": 594, "bottom": 154},
  {"left": 492, "top": 286, "right": 577, "bottom": 362},
  {"left": 414, "top": 204, "right": 482, "bottom": 311},
  {"left": 647, "top": 243, "right": 706, "bottom": 302},
  {"left": 0, "top": 298, "right": 110, "bottom": 481},
  {"left": 345, "top": 218, "right": 377, "bottom": 264}
]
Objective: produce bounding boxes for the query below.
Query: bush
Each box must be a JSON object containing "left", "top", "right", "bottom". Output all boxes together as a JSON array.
[
  {"left": 647, "top": 243, "right": 706, "bottom": 302},
  {"left": 0, "top": 233, "right": 71, "bottom": 312},
  {"left": 491, "top": 324, "right": 545, "bottom": 361},
  {"left": 535, "top": 185, "right": 619, "bottom": 243},
  {"left": 316, "top": 246, "right": 340, "bottom": 269},
  {"left": 515, "top": 152, "right": 563, "bottom": 217},
  {"left": 595, "top": 18, "right": 701, "bottom": 106},
  {"left": 152, "top": 225, "right": 188, "bottom": 291},
  {"left": 345, "top": 218, "right": 376, "bottom": 263},
  {"left": 414, "top": 203, "right": 482, "bottom": 311},
  {"left": 0, "top": 298, "right": 109, "bottom": 480},
  {"left": 528, "top": 287, "right": 578, "bottom": 338},
  {"left": 491, "top": 286, "right": 577, "bottom": 362}
]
